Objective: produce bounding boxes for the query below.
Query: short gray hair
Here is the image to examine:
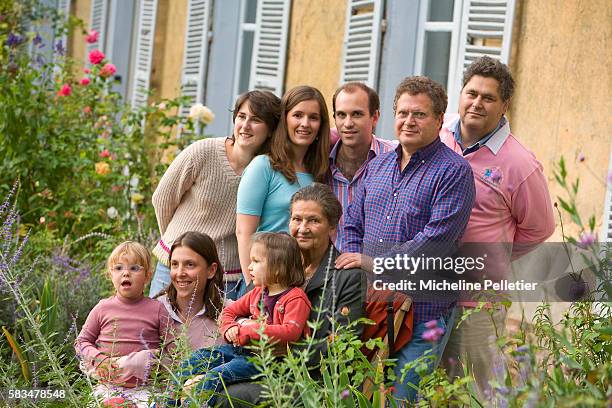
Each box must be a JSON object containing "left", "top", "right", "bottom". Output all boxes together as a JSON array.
[{"left": 290, "top": 183, "right": 342, "bottom": 228}]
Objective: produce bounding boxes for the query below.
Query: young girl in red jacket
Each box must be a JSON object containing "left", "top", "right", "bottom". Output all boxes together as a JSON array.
[{"left": 171, "top": 232, "right": 311, "bottom": 406}]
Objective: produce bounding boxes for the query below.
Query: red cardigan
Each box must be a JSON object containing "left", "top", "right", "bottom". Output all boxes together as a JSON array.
[{"left": 220, "top": 286, "right": 311, "bottom": 346}]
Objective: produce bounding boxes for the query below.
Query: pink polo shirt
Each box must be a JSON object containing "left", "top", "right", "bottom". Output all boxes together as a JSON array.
[{"left": 441, "top": 114, "right": 555, "bottom": 303}]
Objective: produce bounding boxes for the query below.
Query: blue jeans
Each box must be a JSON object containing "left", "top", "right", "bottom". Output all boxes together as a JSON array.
[
  {"left": 224, "top": 278, "right": 247, "bottom": 301},
  {"left": 392, "top": 307, "right": 457, "bottom": 402},
  {"left": 176, "top": 344, "right": 259, "bottom": 406},
  {"left": 149, "top": 262, "right": 171, "bottom": 297}
]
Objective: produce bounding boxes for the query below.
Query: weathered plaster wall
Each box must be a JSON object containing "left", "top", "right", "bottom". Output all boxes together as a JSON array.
[
  {"left": 508, "top": 0, "right": 612, "bottom": 238},
  {"left": 284, "top": 0, "right": 347, "bottom": 116},
  {"left": 149, "top": 0, "right": 187, "bottom": 103}
]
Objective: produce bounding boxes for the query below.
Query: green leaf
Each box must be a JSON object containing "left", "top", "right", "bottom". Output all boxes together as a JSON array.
[{"left": 2, "top": 326, "right": 31, "bottom": 384}]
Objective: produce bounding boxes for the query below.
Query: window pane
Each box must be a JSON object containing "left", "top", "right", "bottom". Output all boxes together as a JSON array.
[
  {"left": 238, "top": 31, "right": 254, "bottom": 94},
  {"left": 422, "top": 31, "right": 451, "bottom": 89},
  {"left": 245, "top": 0, "right": 258, "bottom": 24},
  {"left": 427, "top": 0, "right": 454, "bottom": 22}
]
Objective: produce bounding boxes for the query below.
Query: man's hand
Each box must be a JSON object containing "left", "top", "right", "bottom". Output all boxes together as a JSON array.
[
  {"left": 225, "top": 326, "right": 239, "bottom": 345},
  {"left": 335, "top": 252, "right": 373, "bottom": 273}
]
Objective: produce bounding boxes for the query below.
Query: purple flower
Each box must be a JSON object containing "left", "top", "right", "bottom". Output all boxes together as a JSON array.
[
  {"left": 577, "top": 232, "right": 597, "bottom": 249},
  {"left": 422, "top": 327, "right": 444, "bottom": 342},
  {"left": 516, "top": 345, "right": 529, "bottom": 353},
  {"left": 577, "top": 153, "right": 585, "bottom": 162},
  {"left": 54, "top": 40, "right": 65, "bottom": 55},
  {"left": 608, "top": 170, "right": 612, "bottom": 187},
  {"left": 32, "top": 33, "right": 43, "bottom": 48},
  {"left": 424, "top": 319, "right": 438, "bottom": 329},
  {"left": 340, "top": 389, "right": 350, "bottom": 400},
  {"left": 6, "top": 32, "right": 24, "bottom": 47}
]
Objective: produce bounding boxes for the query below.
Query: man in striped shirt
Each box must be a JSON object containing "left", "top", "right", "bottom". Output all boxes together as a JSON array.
[
  {"left": 336, "top": 76, "right": 475, "bottom": 401},
  {"left": 327, "top": 82, "right": 397, "bottom": 252}
]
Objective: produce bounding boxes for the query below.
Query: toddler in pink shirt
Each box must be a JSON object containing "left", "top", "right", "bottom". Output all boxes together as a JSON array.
[{"left": 75, "top": 241, "right": 172, "bottom": 407}]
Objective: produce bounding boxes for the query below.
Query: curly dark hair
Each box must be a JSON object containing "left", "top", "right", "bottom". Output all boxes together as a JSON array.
[
  {"left": 462, "top": 56, "right": 515, "bottom": 102},
  {"left": 393, "top": 76, "right": 447, "bottom": 116}
]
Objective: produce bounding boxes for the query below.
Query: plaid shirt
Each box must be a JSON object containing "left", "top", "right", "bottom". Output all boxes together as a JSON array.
[
  {"left": 342, "top": 138, "right": 476, "bottom": 322},
  {"left": 327, "top": 136, "right": 397, "bottom": 252}
]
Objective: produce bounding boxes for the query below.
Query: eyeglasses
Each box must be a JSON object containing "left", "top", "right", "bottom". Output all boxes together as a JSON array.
[{"left": 111, "top": 264, "right": 144, "bottom": 273}]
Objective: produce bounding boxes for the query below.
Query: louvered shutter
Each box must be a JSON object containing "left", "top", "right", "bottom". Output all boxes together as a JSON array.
[
  {"left": 457, "top": 0, "right": 516, "bottom": 70},
  {"left": 602, "top": 148, "right": 612, "bottom": 242},
  {"left": 339, "top": 0, "right": 384, "bottom": 88},
  {"left": 58, "top": 0, "right": 71, "bottom": 18},
  {"left": 248, "top": 0, "right": 291, "bottom": 96},
  {"left": 130, "top": 0, "right": 158, "bottom": 109},
  {"left": 87, "top": 0, "right": 108, "bottom": 54},
  {"left": 179, "top": 0, "right": 212, "bottom": 117}
]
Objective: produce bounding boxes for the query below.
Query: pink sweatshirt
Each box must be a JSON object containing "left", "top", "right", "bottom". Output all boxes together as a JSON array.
[
  {"left": 441, "top": 114, "right": 555, "bottom": 303},
  {"left": 75, "top": 295, "right": 171, "bottom": 386}
]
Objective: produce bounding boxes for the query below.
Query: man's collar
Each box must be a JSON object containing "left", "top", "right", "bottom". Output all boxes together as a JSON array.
[
  {"left": 394, "top": 137, "right": 443, "bottom": 162},
  {"left": 450, "top": 116, "right": 510, "bottom": 155},
  {"left": 329, "top": 135, "right": 379, "bottom": 163}
]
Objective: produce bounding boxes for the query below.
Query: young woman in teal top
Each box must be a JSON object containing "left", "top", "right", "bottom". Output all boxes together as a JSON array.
[{"left": 236, "top": 85, "right": 330, "bottom": 283}]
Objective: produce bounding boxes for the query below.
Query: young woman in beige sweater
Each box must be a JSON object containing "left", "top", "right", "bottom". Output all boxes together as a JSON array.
[{"left": 150, "top": 91, "right": 281, "bottom": 299}]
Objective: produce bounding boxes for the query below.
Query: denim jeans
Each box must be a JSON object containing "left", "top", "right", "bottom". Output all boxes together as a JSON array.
[
  {"left": 149, "top": 262, "right": 171, "bottom": 297},
  {"left": 176, "top": 344, "right": 259, "bottom": 406},
  {"left": 392, "top": 307, "right": 457, "bottom": 402}
]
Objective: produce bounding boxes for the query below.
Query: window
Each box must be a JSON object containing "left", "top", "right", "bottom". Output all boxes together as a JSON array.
[{"left": 233, "top": 0, "right": 258, "bottom": 97}]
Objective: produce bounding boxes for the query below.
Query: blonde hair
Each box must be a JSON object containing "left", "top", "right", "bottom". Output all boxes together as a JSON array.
[{"left": 107, "top": 241, "right": 153, "bottom": 279}]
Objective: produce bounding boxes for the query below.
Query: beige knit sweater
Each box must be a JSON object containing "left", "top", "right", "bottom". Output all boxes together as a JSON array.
[{"left": 152, "top": 137, "right": 242, "bottom": 281}]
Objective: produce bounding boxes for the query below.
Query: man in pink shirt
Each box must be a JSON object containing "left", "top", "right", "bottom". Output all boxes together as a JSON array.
[
  {"left": 327, "top": 82, "right": 396, "bottom": 252},
  {"left": 439, "top": 56, "right": 555, "bottom": 396}
]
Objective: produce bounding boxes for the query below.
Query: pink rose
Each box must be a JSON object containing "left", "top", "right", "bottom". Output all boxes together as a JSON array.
[
  {"left": 85, "top": 30, "right": 99, "bottom": 44},
  {"left": 88, "top": 49, "right": 105, "bottom": 65},
  {"left": 99, "top": 149, "right": 111, "bottom": 158},
  {"left": 83, "top": 106, "right": 92, "bottom": 114},
  {"left": 99, "top": 63, "right": 116, "bottom": 78},
  {"left": 84, "top": 68, "right": 91, "bottom": 74},
  {"left": 57, "top": 84, "right": 71, "bottom": 96},
  {"left": 80, "top": 77, "right": 90, "bottom": 86}
]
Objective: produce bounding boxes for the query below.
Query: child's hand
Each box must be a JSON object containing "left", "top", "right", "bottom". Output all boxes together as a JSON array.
[
  {"left": 225, "top": 326, "right": 239, "bottom": 345},
  {"left": 95, "top": 357, "right": 122, "bottom": 382}
]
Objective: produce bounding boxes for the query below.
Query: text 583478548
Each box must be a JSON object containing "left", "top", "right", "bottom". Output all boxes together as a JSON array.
[{"left": 1, "top": 388, "right": 66, "bottom": 402}]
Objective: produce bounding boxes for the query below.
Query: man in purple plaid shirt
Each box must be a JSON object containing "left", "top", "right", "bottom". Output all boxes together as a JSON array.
[{"left": 336, "top": 76, "right": 475, "bottom": 401}]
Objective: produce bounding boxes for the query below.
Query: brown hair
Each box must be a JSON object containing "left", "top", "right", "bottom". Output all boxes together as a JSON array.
[
  {"left": 251, "top": 232, "right": 305, "bottom": 288},
  {"left": 269, "top": 85, "right": 330, "bottom": 183},
  {"left": 107, "top": 241, "right": 152, "bottom": 279},
  {"left": 393, "top": 76, "right": 448, "bottom": 116},
  {"left": 462, "top": 55, "right": 515, "bottom": 102},
  {"left": 332, "top": 82, "right": 380, "bottom": 116},
  {"left": 166, "top": 232, "right": 224, "bottom": 321},
  {"left": 231, "top": 90, "right": 281, "bottom": 155},
  {"left": 290, "top": 183, "right": 342, "bottom": 228}
]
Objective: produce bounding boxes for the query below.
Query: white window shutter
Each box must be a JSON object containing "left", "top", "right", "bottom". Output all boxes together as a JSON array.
[
  {"left": 339, "top": 0, "right": 384, "bottom": 88},
  {"left": 179, "top": 0, "right": 212, "bottom": 117},
  {"left": 87, "top": 0, "right": 108, "bottom": 55},
  {"left": 58, "top": 0, "right": 71, "bottom": 17},
  {"left": 602, "top": 148, "right": 612, "bottom": 242},
  {"left": 130, "top": 0, "right": 158, "bottom": 109},
  {"left": 457, "top": 0, "right": 516, "bottom": 70},
  {"left": 248, "top": 0, "right": 291, "bottom": 96}
]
